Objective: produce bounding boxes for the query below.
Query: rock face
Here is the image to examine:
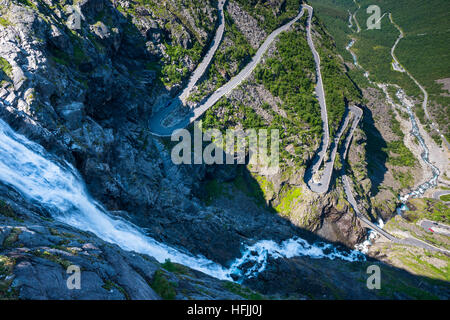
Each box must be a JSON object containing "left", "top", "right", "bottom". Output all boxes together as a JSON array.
[
  {"left": 0, "top": 0, "right": 365, "bottom": 272},
  {"left": 2, "top": 0, "right": 444, "bottom": 300},
  {"left": 226, "top": 0, "right": 267, "bottom": 49}
]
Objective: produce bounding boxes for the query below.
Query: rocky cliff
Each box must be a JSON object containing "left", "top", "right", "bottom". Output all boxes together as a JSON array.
[{"left": 1, "top": 0, "right": 448, "bottom": 300}]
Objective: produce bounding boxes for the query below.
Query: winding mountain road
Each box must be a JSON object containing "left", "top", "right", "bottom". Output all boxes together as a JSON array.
[
  {"left": 149, "top": 5, "right": 307, "bottom": 136},
  {"left": 148, "top": 1, "right": 448, "bottom": 254},
  {"left": 340, "top": 106, "right": 397, "bottom": 241},
  {"left": 328, "top": 101, "right": 396, "bottom": 241},
  {"left": 389, "top": 13, "right": 450, "bottom": 150},
  {"left": 303, "top": 4, "right": 330, "bottom": 190}
]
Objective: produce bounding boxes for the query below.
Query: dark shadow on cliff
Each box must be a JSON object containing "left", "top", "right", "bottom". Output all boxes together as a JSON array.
[
  {"left": 0, "top": 0, "right": 448, "bottom": 301},
  {"left": 361, "top": 105, "right": 388, "bottom": 196}
]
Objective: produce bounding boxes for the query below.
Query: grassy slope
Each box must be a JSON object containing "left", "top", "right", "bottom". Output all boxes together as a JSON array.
[
  {"left": 355, "top": 0, "right": 450, "bottom": 137},
  {"left": 310, "top": 0, "right": 449, "bottom": 138}
]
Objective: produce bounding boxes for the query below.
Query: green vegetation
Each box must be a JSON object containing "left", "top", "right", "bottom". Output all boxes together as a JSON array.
[
  {"left": 203, "top": 23, "right": 354, "bottom": 169},
  {"left": 200, "top": 178, "right": 230, "bottom": 206},
  {"left": 2, "top": 228, "right": 21, "bottom": 247},
  {"left": 223, "top": 281, "right": 264, "bottom": 300},
  {"left": 255, "top": 29, "right": 322, "bottom": 133},
  {"left": 199, "top": 170, "right": 273, "bottom": 209},
  {"left": 233, "top": 0, "right": 299, "bottom": 32},
  {"left": 385, "top": 140, "right": 416, "bottom": 167},
  {"left": 210, "top": 11, "right": 256, "bottom": 84},
  {"left": 311, "top": 0, "right": 449, "bottom": 138},
  {"left": 132, "top": 0, "right": 216, "bottom": 38},
  {"left": 440, "top": 194, "right": 450, "bottom": 202},
  {"left": 161, "top": 259, "right": 190, "bottom": 275},
  {"left": 15, "top": 0, "right": 34, "bottom": 7},
  {"left": 203, "top": 97, "right": 265, "bottom": 131},
  {"left": 0, "top": 16, "right": 10, "bottom": 27},
  {"left": 254, "top": 174, "right": 275, "bottom": 203},
  {"left": 48, "top": 227, "right": 75, "bottom": 239},
  {"left": 394, "top": 246, "right": 449, "bottom": 283},
  {"left": 392, "top": 169, "right": 413, "bottom": 189},
  {"left": 309, "top": 14, "right": 362, "bottom": 136},
  {"left": 49, "top": 37, "right": 88, "bottom": 69},
  {"left": 0, "top": 200, "right": 16, "bottom": 219},
  {"left": 403, "top": 198, "right": 450, "bottom": 224},
  {"left": 377, "top": 271, "right": 440, "bottom": 299},
  {"left": 102, "top": 280, "right": 130, "bottom": 299},
  {"left": 161, "top": 42, "right": 202, "bottom": 86},
  {"left": 32, "top": 249, "right": 72, "bottom": 269},
  {"left": 275, "top": 186, "right": 302, "bottom": 216},
  {"left": 122, "top": 0, "right": 216, "bottom": 87},
  {"left": 0, "top": 255, "right": 17, "bottom": 300},
  {"left": 356, "top": 0, "right": 450, "bottom": 136},
  {"left": 151, "top": 269, "right": 177, "bottom": 300},
  {"left": 190, "top": 10, "right": 257, "bottom": 102},
  {"left": 308, "top": 0, "right": 358, "bottom": 62},
  {"left": 382, "top": 110, "right": 417, "bottom": 168},
  {"left": 0, "top": 57, "right": 12, "bottom": 78},
  {"left": 232, "top": 171, "right": 267, "bottom": 207},
  {"left": 351, "top": 13, "right": 420, "bottom": 98}
]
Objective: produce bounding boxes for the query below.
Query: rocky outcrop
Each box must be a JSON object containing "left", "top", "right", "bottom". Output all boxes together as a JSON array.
[
  {"left": 0, "top": 183, "right": 249, "bottom": 300},
  {"left": 3, "top": 0, "right": 440, "bottom": 300},
  {"left": 226, "top": 0, "right": 267, "bottom": 49}
]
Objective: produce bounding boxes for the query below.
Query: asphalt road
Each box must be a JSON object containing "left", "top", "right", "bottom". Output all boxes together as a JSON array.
[
  {"left": 149, "top": 5, "right": 306, "bottom": 136},
  {"left": 339, "top": 108, "right": 450, "bottom": 254},
  {"left": 420, "top": 219, "right": 450, "bottom": 236},
  {"left": 335, "top": 106, "right": 396, "bottom": 241},
  {"left": 389, "top": 13, "right": 450, "bottom": 151},
  {"left": 304, "top": 4, "right": 330, "bottom": 181},
  {"left": 148, "top": 2, "right": 449, "bottom": 255},
  {"left": 339, "top": 13, "right": 450, "bottom": 253},
  {"left": 433, "top": 190, "right": 450, "bottom": 202}
]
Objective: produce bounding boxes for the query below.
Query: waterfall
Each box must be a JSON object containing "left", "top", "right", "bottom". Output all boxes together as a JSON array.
[
  {"left": 0, "top": 115, "right": 367, "bottom": 281},
  {"left": 0, "top": 116, "right": 232, "bottom": 280}
]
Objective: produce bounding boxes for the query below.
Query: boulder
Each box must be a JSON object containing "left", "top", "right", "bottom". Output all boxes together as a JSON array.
[
  {"left": 48, "top": 25, "right": 73, "bottom": 55},
  {"left": 58, "top": 102, "right": 85, "bottom": 130}
]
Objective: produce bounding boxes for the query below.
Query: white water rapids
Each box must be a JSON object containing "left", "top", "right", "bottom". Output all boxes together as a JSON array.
[
  {"left": 345, "top": 11, "right": 440, "bottom": 222},
  {"left": 0, "top": 114, "right": 366, "bottom": 281},
  {"left": 395, "top": 89, "right": 440, "bottom": 202}
]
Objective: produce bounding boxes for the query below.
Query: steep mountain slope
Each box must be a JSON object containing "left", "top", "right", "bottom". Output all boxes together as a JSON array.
[
  {"left": 308, "top": 0, "right": 449, "bottom": 286},
  {"left": 0, "top": 0, "right": 448, "bottom": 299}
]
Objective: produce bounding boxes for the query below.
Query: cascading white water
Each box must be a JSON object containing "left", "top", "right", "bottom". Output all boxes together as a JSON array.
[
  {"left": 0, "top": 115, "right": 367, "bottom": 280},
  {"left": 345, "top": 14, "right": 440, "bottom": 216},
  {"left": 229, "top": 237, "right": 365, "bottom": 282},
  {"left": 395, "top": 89, "right": 440, "bottom": 201},
  {"left": 0, "top": 116, "right": 232, "bottom": 280}
]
